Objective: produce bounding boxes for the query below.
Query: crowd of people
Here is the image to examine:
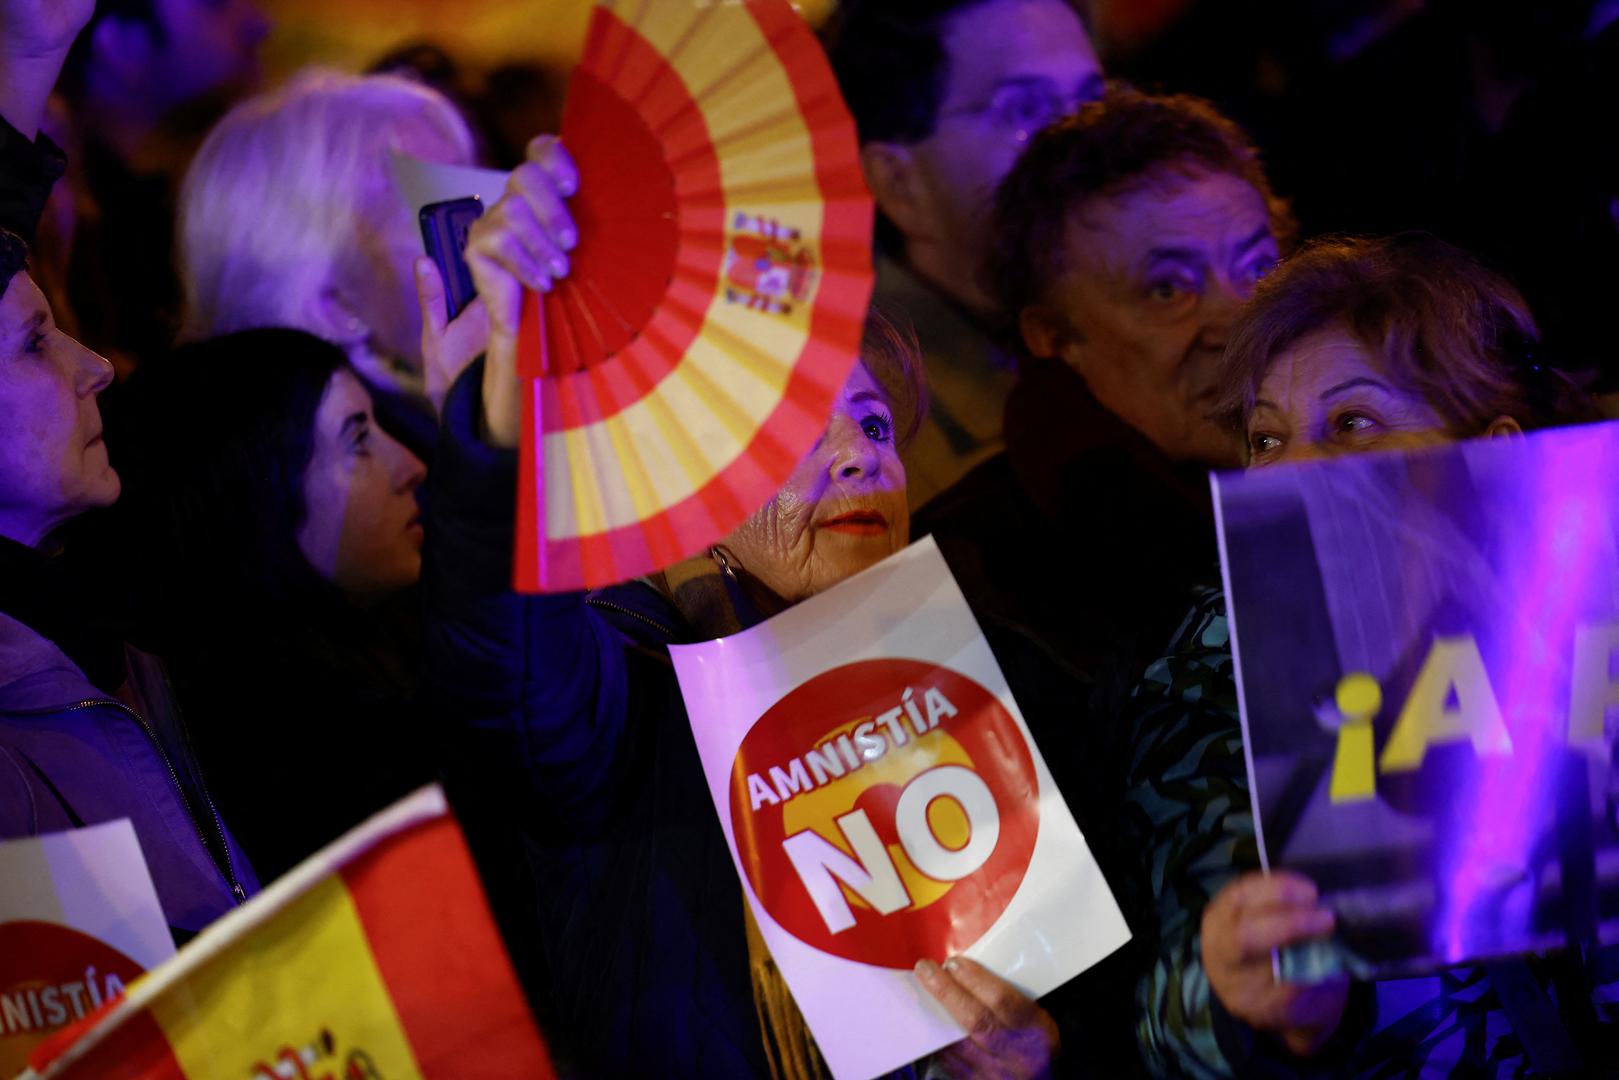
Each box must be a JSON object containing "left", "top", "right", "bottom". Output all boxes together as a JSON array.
[{"left": 1, "top": 0, "right": 1616, "bottom": 1076}]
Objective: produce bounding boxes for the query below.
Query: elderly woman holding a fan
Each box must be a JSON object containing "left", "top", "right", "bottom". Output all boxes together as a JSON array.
[{"left": 421, "top": 139, "right": 1135, "bottom": 1078}]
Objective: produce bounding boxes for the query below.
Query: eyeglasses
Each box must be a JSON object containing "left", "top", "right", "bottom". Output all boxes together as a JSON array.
[{"left": 937, "top": 79, "right": 1100, "bottom": 142}]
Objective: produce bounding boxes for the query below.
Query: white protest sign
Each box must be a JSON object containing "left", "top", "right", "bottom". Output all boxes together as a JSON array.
[
  {"left": 670, "top": 537, "right": 1129, "bottom": 1079},
  {"left": 0, "top": 820, "right": 175, "bottom": 1075},
  {"left": 387, "top": 151, "right": 509, "bottom": 231}
]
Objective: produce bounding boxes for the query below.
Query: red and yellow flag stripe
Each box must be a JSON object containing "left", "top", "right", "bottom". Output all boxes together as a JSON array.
[{"left": 25, "top": 789, "right": 553, "bottom": 1080}]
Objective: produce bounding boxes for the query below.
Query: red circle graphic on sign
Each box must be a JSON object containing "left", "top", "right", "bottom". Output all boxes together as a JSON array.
[
  {"left": 0, "top": 920, "right": 148, "bottom": 1075},
  {"left": 729, "top": 658, "right": 1039, "bottom": 968}
]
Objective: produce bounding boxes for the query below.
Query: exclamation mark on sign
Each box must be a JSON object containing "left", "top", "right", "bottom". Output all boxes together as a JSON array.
[{"left": 1329, "top": 672, "right": 1382, "bottom": 803}]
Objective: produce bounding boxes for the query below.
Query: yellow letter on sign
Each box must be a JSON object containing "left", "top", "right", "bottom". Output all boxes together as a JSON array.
[
  {"left": 1379, "top": 635, "right": 1513, "bottom": 773},
  {"left": 1329, "top": 673, "right": 1383, "bottom": 803}
]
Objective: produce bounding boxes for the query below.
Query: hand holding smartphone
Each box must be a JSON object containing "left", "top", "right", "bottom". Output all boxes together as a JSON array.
[{"left": 419, "top": 196, "right": 485, "bottom": 322}]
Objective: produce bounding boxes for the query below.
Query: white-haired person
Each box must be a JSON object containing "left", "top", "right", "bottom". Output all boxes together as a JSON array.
[{"left": 177, "top": 68, "right": 491, "bottom": 456}]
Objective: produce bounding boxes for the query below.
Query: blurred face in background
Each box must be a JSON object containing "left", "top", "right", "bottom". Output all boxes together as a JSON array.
[
  {"left": 873, "top": 0, "right": 1103, "bottom": 311},
  {"left": 1023, "top": 167, "right": 1279, "bottom": 466},
  {"left": 296, "top": 368, "right": 427, "bottom": 603},
  {"left": 149, "top": 0, "right": 272, "bottom": 111},
  {"left": 0, "top": 274, "right": 118, "bottom": 547},
  {"left": 722, "top": 362, "right": 909, "bottom": 603}
]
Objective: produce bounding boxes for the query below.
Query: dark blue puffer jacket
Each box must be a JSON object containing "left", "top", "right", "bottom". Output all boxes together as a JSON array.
[{"left": 0, "top": 612, "right": 256, "bottom": 939}]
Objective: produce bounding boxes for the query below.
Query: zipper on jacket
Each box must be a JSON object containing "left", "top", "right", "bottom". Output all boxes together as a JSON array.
[
  {"left": 62, "top": 698, "right": 247, "bottom": 904},
  {"left": 585, "top": 598, "right": 677, "bottom": 640}
]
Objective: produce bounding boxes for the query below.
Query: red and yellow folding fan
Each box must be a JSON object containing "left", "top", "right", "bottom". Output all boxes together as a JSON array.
[{"left": 513, "top": 0, "right": 874, "bottom": 592}]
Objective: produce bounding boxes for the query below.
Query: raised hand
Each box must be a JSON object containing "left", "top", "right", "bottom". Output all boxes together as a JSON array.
[
  {"left": 0, "top": 0, "right": 96, "bottom": 60},
  {"left": 463, "top": 135, "right": 578, "bottom": 448},
  {"left": 0, "top": 0, "right": 94, "bottom": 137},
  {"left": 414, "top": 255, "right": 490, "bottom": 418}
]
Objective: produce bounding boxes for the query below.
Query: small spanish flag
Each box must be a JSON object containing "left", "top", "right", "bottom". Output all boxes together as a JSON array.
[{"left": 21, "top": 788, "right": 554, "bottom": 1080}]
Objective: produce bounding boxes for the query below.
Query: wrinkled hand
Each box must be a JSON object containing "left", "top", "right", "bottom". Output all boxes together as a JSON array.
[
  {"left": 464, "top": 134, "right": 578, "bottom": 449},
  {"left": 1201, "top": 871, "right": 1349, "bottom": 1057},
  {"left": 414, "top": 256, "right": 489, "bottom": 417},
  {"left": 916, "top": 957, "right": 1058, "bottom": 1079},
  {"left": 0, "top": 0, "right": 95, "bottom": 59}
]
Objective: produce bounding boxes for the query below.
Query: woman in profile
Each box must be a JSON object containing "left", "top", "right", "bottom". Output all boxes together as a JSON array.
[
  {"left": 0, "top": 1, "right": 257, "bottom": 937},
  {"left": 109, "top": 328, "right": 435, "bottom": 882}
]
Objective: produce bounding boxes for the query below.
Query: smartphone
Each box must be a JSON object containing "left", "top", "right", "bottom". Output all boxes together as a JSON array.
[{"left": 419, "top": 196, "right": 485, "bottom": 321}]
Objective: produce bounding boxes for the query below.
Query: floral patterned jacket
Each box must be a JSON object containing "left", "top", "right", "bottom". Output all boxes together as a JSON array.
[{"left": 1125, "top": 587, "right": 1619, "bottom": 1079}]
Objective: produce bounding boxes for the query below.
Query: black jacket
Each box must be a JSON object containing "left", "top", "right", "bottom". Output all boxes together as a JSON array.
[
  {"left": 916, "top": 359, "right": 1221, "bottom": 701},
  {"left": 156, "top": 596, "right": 436, "bottom": 884}
]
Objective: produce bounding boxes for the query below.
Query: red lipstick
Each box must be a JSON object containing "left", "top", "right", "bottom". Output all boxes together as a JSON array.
[{"left": 818, "top": 510, "right": 889, "bottom": 536}]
